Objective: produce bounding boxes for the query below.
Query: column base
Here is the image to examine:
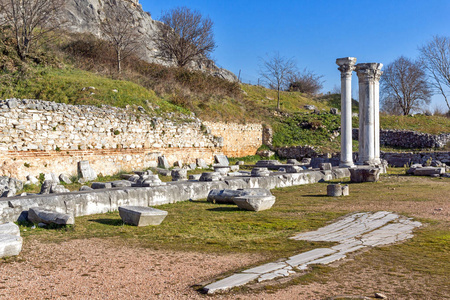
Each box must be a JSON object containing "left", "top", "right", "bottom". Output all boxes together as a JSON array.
[{"left": 339, "top": 161, "right": 355, "bottom": 168}]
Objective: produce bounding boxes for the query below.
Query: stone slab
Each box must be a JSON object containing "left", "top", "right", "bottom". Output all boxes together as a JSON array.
[
  {"left": 214, "top": 154, "right": 230, "bottom": 166},
  {"left": 306, "top": 253, "right": 347, "bottom": 265},
  {"left": 203, "top": 273, "right": 259, "bottom": 294},
  {"left": 286, "top": 248, "right": 336, "bottom": 267},
  {"left": 28, "top": 207, "right": 74, "bottom": 225},
  {"left": 118, "top": 206, "right": 168, "bottom": 226},
  {"left": 242, "top": 262, "right": 287, "bottom": 274},
  {"left": 91, "top": 182, "right": 112, "bottom": 189},
  {"left": 110, "top": 180, "right": 133, "bottom": 188},
  {"left": 0, "top": 234, "right": 22, "bottom": 258}
]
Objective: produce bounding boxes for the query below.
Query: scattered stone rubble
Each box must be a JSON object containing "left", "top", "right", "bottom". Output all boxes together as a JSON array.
[{"left": 203, "top": 212, "right": 422, "bottom": 294}]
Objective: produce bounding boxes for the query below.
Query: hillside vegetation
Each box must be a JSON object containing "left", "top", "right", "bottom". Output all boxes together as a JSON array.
[{"left": 0, "top": 29, "right": 448, "bottom": 152}]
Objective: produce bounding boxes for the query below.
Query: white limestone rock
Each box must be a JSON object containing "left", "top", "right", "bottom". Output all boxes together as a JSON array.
[
  {"left": 233, "top": 195, "right": 276, "bottom": 212},
  {"left": 28, "top": 207, "right": 74, "bottom": 225}
]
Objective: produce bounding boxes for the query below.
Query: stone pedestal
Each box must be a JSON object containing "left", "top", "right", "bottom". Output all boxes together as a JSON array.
[
  {"left": 336, "top": 57, "right": 357, "bottom": 168},
  {"left": 355, "top": 63, "right": 383, "bottom": 165}
]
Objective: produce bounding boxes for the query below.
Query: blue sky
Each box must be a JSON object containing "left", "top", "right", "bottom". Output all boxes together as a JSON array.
[{"left": 140, "top": 0, "right": 450, "bottom": 110}]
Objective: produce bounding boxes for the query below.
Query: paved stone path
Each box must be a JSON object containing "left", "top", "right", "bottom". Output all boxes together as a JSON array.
[{"left": 203, "top": 211, "right": 422, "bottom": 294}]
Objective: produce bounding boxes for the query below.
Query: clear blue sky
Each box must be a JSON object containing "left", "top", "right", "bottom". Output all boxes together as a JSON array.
[{"left": 140, "top": 0, "right": 450, "bottom": 110}]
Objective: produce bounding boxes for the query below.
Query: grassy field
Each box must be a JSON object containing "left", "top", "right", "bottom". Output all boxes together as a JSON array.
[{"left": 15, "top": 169, "right": 450, "bottom": 298}]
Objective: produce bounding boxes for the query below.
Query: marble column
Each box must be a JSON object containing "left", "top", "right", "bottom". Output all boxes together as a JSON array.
[
  {"left": 336, "top": 57, "right": 357, "bottom": 167},
  {"left": 355, "top": 63, "right": 383, "bottom": 165}
]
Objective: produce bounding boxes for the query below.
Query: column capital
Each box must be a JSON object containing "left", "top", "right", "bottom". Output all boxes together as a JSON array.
[
  {"left": 355, "top": 63, "right": 383, "bottom": 82},
  {"left": 336, "top": 57, "right": 357, "bottom": 78}
]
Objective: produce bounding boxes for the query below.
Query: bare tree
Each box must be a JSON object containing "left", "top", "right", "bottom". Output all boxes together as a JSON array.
[
  {"left": 99, "top": 1, "right": 140, "bottom": 74},
  {"left": 419, "top": 36, "right": 450, "bottom": 111},
  {"left": 154, "top": 6, "right": 216, "bottom": 68},
  {"left": 381, "top": 56, "right": 432, "bottom": 115},
  {"left": 288, "top": 68, "right": 324, "bottom": 94},
  {"left": 0, "top": 0, "right": 64, "bottom": 60},
  {"left": 259, "top": 53, "right": 296, "bottom": 110}
]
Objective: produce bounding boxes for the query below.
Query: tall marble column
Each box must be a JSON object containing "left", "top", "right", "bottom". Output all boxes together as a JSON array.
[
  {"left": 355, "top": 63, "right": 383, "bottom": 165},
  {"left": 336, "top": 57, "right": 357, "bottom": 167}
]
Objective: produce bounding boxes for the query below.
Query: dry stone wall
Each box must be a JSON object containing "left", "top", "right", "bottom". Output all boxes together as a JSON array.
[
  {"left": 0, "top": 99, "right": 264, "bottom": 180},
  {"left": 352, "top": 128, "right": 450, "bottom": 149}
]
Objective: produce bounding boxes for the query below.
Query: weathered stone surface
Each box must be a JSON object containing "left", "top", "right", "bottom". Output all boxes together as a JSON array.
[
  {"left": 40, "top": 180, "right": 69, "bottom": 194},
  {"left": 236, "top": 161, "right": 245, "bottom": 166},
  {"left": 233, "top": 195, "right": 276, "bottom": 211},
  {"left": 79, "top": 186, "right": 94, "bottom": 191},
  {"left": 171, "top": 169, "right": 188, "bottom": 181},
  {"left": 214, "top": 166, "right": 230, "bottom": 176},
  {"left": 203, "top": 273, "right": 259, "bottom": 294},
  {"left": 349, "top": 167, "right": 381, "bottom": 183},
  {"left": 256, "top": 150, "right": 275, "bottom": 158},
  {"left": 91, "top": 182, "right": 112, "bottom": 189},
  {"left": 286, "top": 248, "right": 336, "bottom": 267},
  {"left": 327, "top": 184, "right": 349, "bottom": 197},
  {"left": 59, "top": 174, "right": 72, "bottom": 184},
  {"left": 189, "top": 174, "right": 201, "bottom": 181},
  {"left": 207, "top": 188, "right": 272, "bottom": 204},
  {"left": 51, "top": 184, "right": 70, "bottom": 194},
  {"left": 196, "top": 158, "right": 208, "bottom": 169},
  {"left": 413, "top": 167, "right": 445, "bottom": 176},
  {"left": 0, "top": 176, "right": 23, "bottom": 198},
  {"left": 255, "top": 160, "right": 281, "bottom": 167},
  {"left": 118, "top": 206, "right": 168, "bottom": 226},
  {"left": 157, "top": 168, "right": 171, "bottom": 176},
  {"left": 27, "top": 175, "right": 39, "bottom": 185},
  {"left": 0, "top": 234, "right": 22, "bottom": 258},
  {"left": 28, "top": 207, "right": 74, "bottom": 225},
  {"left": 286, "top": 159, "right": 300, "bottom": 165},
  {"left": 242, "top": 262, "right": 287, "bottom": 274},
  {"left": 157, "top": 156, "right": 170, "bottom": 169},
  {"left": 199, "top": 172, "right": 221, "bottom": 182},
  {"left": 173, "top": 160, "right": 183, "bottom": 167},
  {"left": 319, "top": 163, "right": 333, "bottom": 170},
  {"left": 44, "top": 173, "right": 60, "bottom": 183},
  {"left": 285, "top": 166, "right": 304, "bottom": 173},
  {"left": 214, "top": 154, "right": 229, "bottom": 166},
  {"left": 110, "top": 180, "right": 132, "bottom": 188},
  {"left": 0, "top": 222, "right": 20, "bottom": 236},
  {"left": 77, "top": 160, "right": 97, "bottom": 183},
  {"left": 251, "top": 167, "right": 271, "bottom": 177}
]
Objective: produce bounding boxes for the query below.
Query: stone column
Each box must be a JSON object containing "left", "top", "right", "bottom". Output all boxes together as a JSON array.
[
  {"left": 336, "top": 57, "right": 357, "bottom": 168},
  {"left": 355, "top": 63, "right": 383, "bottom": 165}
]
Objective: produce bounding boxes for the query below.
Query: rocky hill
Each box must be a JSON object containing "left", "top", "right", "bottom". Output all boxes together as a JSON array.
[{"left": 63, "top": 0, "right": 237, "bottom": 81}]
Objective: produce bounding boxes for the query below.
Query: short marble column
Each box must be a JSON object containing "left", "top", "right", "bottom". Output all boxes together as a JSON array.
[
  {"left": 336, "top": 57, "right": 357, "bottom": 168},
  {"left": 355, "top": 63, "right": 383, "bottom": 165}
]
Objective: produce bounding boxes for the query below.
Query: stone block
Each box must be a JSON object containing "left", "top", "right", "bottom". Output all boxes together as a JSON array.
[
  {"left": 301, "top": 158, "right": 312, "bottom": 165},
  {"left": 44, "top": 173, "right": 60, "bottom": 183},
  {"left": 189, "top": 174, "right": 201, "bottom": 181},
  {"left": 199, "top": 172, "right": 221, "bottom": 182},
  {"left": 0, "top": 222, "right": 20, "bottom": 236},
  {"left": 251, "top": 167, "right": 271, "bottom": 177},
  {"left": 77, "top": 160, "right": 97, "bottom": 183},
  {"left": 118, "top": 206, "right": 168, "bottom": 226},
  {"left": 59, "top": 174, "right": 72, "bottom": 184},
  {"left": 0, "top": 234, "right": 22, "bottom": 258},
  {"left": 287, "top": 159, "right": 300, "bottom": 165},
  {"left": 173, "top": 160, "right": 183, "bottom": 167},
  {"left": 157, "top": 168, "right": 171, "bottom": 176},
  {"left": 214, "top": 154, "right": 229, "bottom": 166},
  {"left": 285, "top": 166, "right": 303, "bottom": 173},
  {"left": 233, "top": 195, "right": 276, "bottom": 211},
  {"left": 207, "top": 188, "right": 272, "bottom": 204},
  {"left": 28, "top": 207, "right": 74, "bottom": 225},
  {"left": 349, "top": 167, "right": 381, "bottom": 183},
  {"left": 196, "top": 158, "right": 208, "bottom": 169},
  {"left": 319, "top": 163, "right": 333, "bottom": 170},
  {"left": 171, "top": 169, "right": 187, "bottom": 181},
  {"left": 255, "top": 160, "right": 281, "bottom": 167},
  {"left": 27, "top": 175, "right": 39, "bottom": 185},
  {"left": 110, "top": 180, "right": 132, "bottom": 188},
  {"left": 79, "top": 186, "right": 94, "bottom": 191},
  {"left": 91, "top": 182, "right": 112, "bottom": 189},
  {"left": 230, "top": 165, "right": 239, "bottom": 172},
  {"left": 327, "top": 184, "right": 349, "bottom": 196},
  {"left": 413, "top": 167, "right": 445, "bottom": 176},
  {"left": 189, "top": 163, "right": 197, "bottom": 170},
  {"left": 214, "top": 166, "right": 230, "bottom": 176},
  {"left": 157, "top": 156, "right": 170, "bottom": 169},
  {"left": 236, "top": 161, "right": 245, "bottom": 166}
]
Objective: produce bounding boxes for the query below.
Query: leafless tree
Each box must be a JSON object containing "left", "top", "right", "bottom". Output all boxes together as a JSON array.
[
  {"left": 154, "top": 6, "right": 216, "bottom": 68},
  {"left": 99, "top": 1, "right": 140, "bottom": 74},
  {"left": 419, "top": 36, "right": 450, "bottom": 111},
  {"left": 288, "top": 68, "right": 324, "bottom": 94},
  {"left": 381, "top": 56, "right": 432, "bottom": 115},
  {"left": 259, "top": 53, "right": 296, "bottom": 110},
  {"left": 0, "top": 0, "right": 64, "bottom": 60}
]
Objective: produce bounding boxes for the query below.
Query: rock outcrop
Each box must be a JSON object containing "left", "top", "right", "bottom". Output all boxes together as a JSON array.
[{"left": 63, "top": 0, "right": 237, "bottom": 81}]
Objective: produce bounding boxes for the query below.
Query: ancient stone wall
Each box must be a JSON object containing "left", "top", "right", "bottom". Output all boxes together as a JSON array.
[
  {"left": 0, "top": 99, "right": 264, "bottom": 180},
  {"left": 203, "top": 121, "right": 264, "bottom": 158},
  {"left": 352, "top": 128, "right": 450, "bottom": 149}
]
